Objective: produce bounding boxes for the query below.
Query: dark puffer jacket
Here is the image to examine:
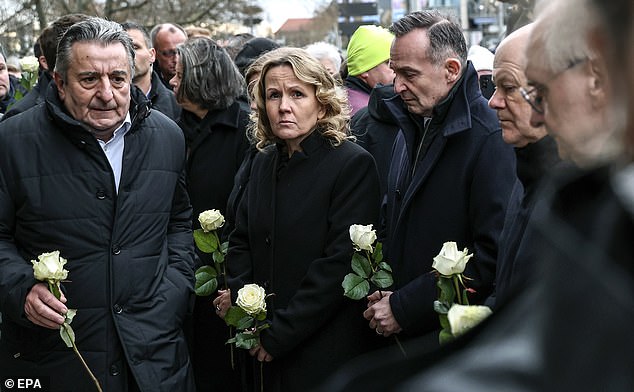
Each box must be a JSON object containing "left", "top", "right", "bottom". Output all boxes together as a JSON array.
[{"left": 0, "top": 83, "right": 196, "bottom": 392}]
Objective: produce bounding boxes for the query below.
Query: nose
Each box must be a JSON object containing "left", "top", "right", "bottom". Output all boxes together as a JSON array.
[
  {"left": 488, "top": 88, "right": 504, "bottom": 110},
  {"left": 529, "top": 107, "right": 544, "bottom": 128},
  {"left": 279, "top": 94, "right": 291, "bottom": 112},
  {"left": 393, "top": 75, "right": 406, "bottom": 94},
  {"left": 97, "top": 77, "right": 114, "bottom": 101}
]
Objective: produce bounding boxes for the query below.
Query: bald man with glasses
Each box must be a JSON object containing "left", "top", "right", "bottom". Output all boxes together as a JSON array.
[{"left": 151, "top": 23, "right": 187, "bottom": 89}]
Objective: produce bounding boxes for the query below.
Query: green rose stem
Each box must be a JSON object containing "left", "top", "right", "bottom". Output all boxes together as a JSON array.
[{"left": 48, "top": 281, "right": 103, "bottom": 392}]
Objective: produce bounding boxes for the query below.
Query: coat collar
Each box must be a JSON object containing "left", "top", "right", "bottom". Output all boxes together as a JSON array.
[
  {"left": 45, "top": 82, "right": 151, "bottom": 137},
  {"left": 384, "top": 61, "right": 481, "bottom": 139}
]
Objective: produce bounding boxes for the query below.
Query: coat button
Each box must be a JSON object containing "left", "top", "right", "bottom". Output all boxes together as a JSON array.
[
  {"left": 265, "top": 237, "right": 271, "bottom": 245},
  {"left": 110, "top": 364, "right": 120, "bottom": 376},
  {"left": 96, "top": 189, "right": 106, "bottom": 200},
  {"left": 395, "top": 189, "right": 401, "bottom": 200},
  {"left": 113, "top": 304, "right": 123, "bottom": 314},
  {"left": 112, "top": 245, "right": 121, "bottom": 255}
]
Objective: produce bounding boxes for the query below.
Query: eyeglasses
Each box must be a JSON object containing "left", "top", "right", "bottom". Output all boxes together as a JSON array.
[
  {"left": 159, "top": 49, "right": 177, "bottom": 58},
  {"left": 520, "top": 58, "right": 587, "bottom": 114}
]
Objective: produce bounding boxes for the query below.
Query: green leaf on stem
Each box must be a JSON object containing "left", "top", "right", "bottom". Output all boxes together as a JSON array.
[
  {"left": 219, "top": 241, "right": 229, "bottom": 254},
  {"left": 378, "top": 261, "right": 392, "bottom": 273},
  {"left": 60, "top": 322, "right": 76, "bottom": 348},
  {"left": 194, "top": 265, "right": 218, "bottom": 296},
  {"left": 351, "top": 252, "right": 371, "bottom": 278},
  {"left": 255, "top": 311, "right": 267, "bottom": 321},
  {"left": 370, "top": 269, "right": 393, "bottom": 289},
  {"left": 439, "top": 328, "right": 454, "bottom": 345},
  {"left": 225, "top": 306, "right": 249, "bottom": 327},
  {"left": 49, "top": 281, "right": 62, "bottom": 300},
  {"left": 193, "top": 229, "right": 219, "bottom": 253},
  {"left": 373, "top": 242, "right": 383, "bottom": 263},
  {"left": 437, "top": 276, "right": 456, "bottom": 304},
  {"left": 236, "top": 316, "right": 255, "bottom": 330},
  {"left": 438, "top": 313, "right": 450, "bottom": 330},
  {"left": 342, "top": 273, "right": 370, "bottom": 300},
  {"left": 433, "top": 300, "right": 450, "bottom": 315},
  {"left": 212, "top": 250, "right": 225, "bottom": 264},
  {"left": 235, "top": 332, "right": 258, "bottom": 349}
]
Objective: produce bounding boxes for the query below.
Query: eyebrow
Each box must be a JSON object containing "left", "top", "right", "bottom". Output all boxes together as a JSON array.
[{"left": 77, "top": 70, "right": 129, "bottom": 77}]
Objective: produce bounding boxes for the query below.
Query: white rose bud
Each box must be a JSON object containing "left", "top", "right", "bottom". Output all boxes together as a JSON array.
[
  {"left": 236, "top": 284, "right": 267, "bottom": 315},
  {"left": 19, "top": 56, "right": 39, "bottom": 73},
  {"left": 32, "top": 251, "right": 69, "bottom": 282},
  {"left": 349, "top": 224, "right": 377, "bottom": 251},
  {"left": 432, "top": 241, "right": 473, "bottom": 276},
  {"left": 198, "top": 209, "right": 225, "bottom": 232},
  {"left": 447, "top": 304, "right": 492, "bottom": 337}
]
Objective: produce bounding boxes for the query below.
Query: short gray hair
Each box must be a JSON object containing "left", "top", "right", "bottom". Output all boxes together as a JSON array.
[
  {"left": 304, "top": 41, "right": 342, "bottom": 73},
  {"left": 390, "top": 10, "right": 467, "bottom": 68},
  {"left": 175, "top": 37, "right": 245, "bottom": 110},
  {"left": 55, "top": 17, "right": 135, "bottom": 81}
]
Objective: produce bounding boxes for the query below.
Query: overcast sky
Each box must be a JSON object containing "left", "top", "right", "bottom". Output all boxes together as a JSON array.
[{"left": 258, "top": 0, "right": 329, "bottom": 30}]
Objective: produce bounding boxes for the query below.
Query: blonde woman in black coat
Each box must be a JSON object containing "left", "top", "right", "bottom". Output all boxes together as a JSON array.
[{"left": 218, "top": 47, "right": 381, "bottom": 391}]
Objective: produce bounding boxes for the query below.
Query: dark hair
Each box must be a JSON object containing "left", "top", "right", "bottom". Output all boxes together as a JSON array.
[
  {"left": 175, "top": 37, "right": 245, "bottom": 110},
  {"left": 390, "top": 10, "right": 467, "bottom": 68},
  {"left": 121, "top": 21, "right": 152, "bottom": 49},
  {"left": 39, "top": 13, "right": 91, "bottom": 73},
  {"left": 234, "top": 37, "right": 281, "bottom": 76},
  {"left": 55, "top": 17, "right": 135, "bottom": 81}
]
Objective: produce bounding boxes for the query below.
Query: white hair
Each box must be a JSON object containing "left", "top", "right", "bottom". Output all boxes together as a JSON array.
[
  {"left": 304, "top": 41, "right": 342, "bottom": 73},
  {"left": 533, "top": 0, "right": 597, "bottom": 73}
]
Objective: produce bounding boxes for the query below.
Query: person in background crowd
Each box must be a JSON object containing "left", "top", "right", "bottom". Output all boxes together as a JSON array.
[
  {"left": 305, "top": 41, "right": 343, "bottom": 82},
  {"left": 350, "top": 83, "right": 399, "bottom": 198},
  {"left": 486, "top": 22, "right": 561, "bottom": 308},
  {"left": 222, "top": 32, "right": 255, "bottom": 60},
  {"left": 525, "top": 0, "right": 618, "bottom": 166},
  {"left": 233, "top": 37, "right": 281, "bottom": 77},
  {"left": 364, "top": 10, "right": 517, "bottom": 342},
  {"left": 0, "top": 17, "right": 195, "bottom": 391},
  {"left": 468, "top": 44, "right": 495, "bottom": 99},
  {"left": 170, "top": 36, "right": 250, "bottom": 392},
  {"left": 345, "top": 25, "right": 395, "bottom": 115},
  {"left": 219, "top": 47, "right": 381, "bottom": 391},
  {"left": 0, "top": 48, "right": 14, "bottom": 116},
  {"left": 185, "top": 25, "right": 212, "bottom": 39},
  {"left": 122, "top": 21, "right": 181, "bottom": 121},
  {"left": 2, "top": 14, "right": 90, "bottom": 121},
  {"left": 151, "top": 23, "right": 187, "bottom": 88}
]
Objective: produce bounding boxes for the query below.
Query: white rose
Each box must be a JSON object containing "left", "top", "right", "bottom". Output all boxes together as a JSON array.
[
  {"left": 432, "top": 241, "right": 473, "bottom": 276},
  {"left": 19, "top": 56, "right": 39, "bottom": 73},
  {"left": 32, "top": 251, "right": 69, "bottom": 282},
  {"left": 198, "top": 209, "right": 225, "bottom": 232},
  {"left": 349, "top": 224, "right": 377, "bottom": 251},
  {"left": 236, "top": 284, "right": 267, "bottom": 315},
  {"left": 448, "top": 304, "right": 492, "bottom": 337}
]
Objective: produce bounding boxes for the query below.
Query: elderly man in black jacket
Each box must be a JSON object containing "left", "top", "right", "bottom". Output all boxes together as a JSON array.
[
  {"left": 363, "top": 10, "right": 518, "bottom": 341},
  {"left": 0, "top": 17, "right": 195, "bottom": 391}
]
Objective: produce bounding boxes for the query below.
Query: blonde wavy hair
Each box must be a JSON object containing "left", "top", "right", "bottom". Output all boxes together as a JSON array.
[{"left": 249, "top": 47, "right": 351, "bottom": 150}]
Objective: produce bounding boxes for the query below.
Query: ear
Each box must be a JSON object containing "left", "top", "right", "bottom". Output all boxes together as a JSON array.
[
  {"left": 444, "top": 58, "right": 462, "bottom": 83},
  {"left": 53, "top": 72, "right": 66, "bottom": 101},
  {"left": 38, "top": 56, "right": 48, "bottom": 72},
  {"left": 149, "top": 47, "right": 156, "bottom": 64},
  {"left": 317, "top": 104, "right": 326, "bottom": 121},
  {"left": 587, "top": 56, "right": 607, "bottom": 108},
  {"left": 358, "top": 71, "right": 370, "bottom": 84}
]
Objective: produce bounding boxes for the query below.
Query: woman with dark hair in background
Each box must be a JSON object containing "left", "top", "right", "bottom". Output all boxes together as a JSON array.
[{"left": 170, "top": 36, "right": 250, "bottom": 392}]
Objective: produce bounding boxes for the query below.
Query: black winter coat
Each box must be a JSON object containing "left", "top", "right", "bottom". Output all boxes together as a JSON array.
[
  {"left": 177, "top": 100, "right": 250, "bottom": 391},
  {"left": 351, "top": 83, "right": 400, "bottom": 197},
  {"left": 227, "top": 132, "right": 382, "bottom": 392},
  {"left": 0, "top": 84, "right": 196, "bottom": 392},
  {"left": 383, "top": 63, "right": 518, "bottom": 337}
]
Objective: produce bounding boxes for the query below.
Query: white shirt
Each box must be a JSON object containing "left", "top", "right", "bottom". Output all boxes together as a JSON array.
[{"left": 96, "top": 113, "right": 132, "bottom": 193}]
